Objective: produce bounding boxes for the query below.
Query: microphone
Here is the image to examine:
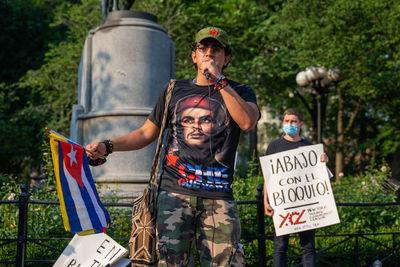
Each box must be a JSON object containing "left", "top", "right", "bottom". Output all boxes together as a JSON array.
[{"left": 204, "top": 70, "right": 210, "bottom": 80}]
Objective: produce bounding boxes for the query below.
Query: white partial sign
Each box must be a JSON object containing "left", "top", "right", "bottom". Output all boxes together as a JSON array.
[
  {"left": 260, "top": 144, "right": 340, "bottom": 236},
  {"left": 54, "top": 232, "right": 129, "bottom": 267}
]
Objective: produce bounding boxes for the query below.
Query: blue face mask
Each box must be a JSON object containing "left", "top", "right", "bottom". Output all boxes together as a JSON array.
[{"left": 283, "top": 124, "right": 298, "bottom": 137}]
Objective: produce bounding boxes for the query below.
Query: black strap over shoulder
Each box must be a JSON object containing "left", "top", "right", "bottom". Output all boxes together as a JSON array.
[{"left": 149, "top": 79, "right": 175, "bottom": 186}]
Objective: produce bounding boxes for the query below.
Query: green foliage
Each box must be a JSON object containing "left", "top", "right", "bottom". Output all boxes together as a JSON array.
[
  {"left": 0, "top": 0, "right": 64, "bottom": 83},
  {"left": 0, "top": 0, "right": 65, "bottom": 177},
  {"left": 0, "top": 182, "right": 132, "bottom": 264},
  {"left": 1, "top": 0, "right": 399, "bottom": 265},
  {"left": 233, "top": 163, "right": 274, "bottom": 266},
  {"left": 232, "top": 163, "right": 399, "bottom": 266},
  {"left": 262, "top": 0, "right": 400, "bottom": 171},
  {"left": 133, "top": 0, "right": 400, "bottom": 174},
  {"left": 0, "top": 146, "right": 131, "bottom": 264},
  {"left": 330, "top": 164, "right": 398, "bottom": 233},
  {"left": 313, "top": 164, "right": 399, "bottom": 266},
  {"left": 1, "top": 161, "right": 399, "bottom": 265},
  {"left": 0, "top": 0, "right": 101, "bottom": 178},
  {"left": 2, "top": 0, "right": 398, "bottom": 178},
  {"left": 18, "top": 0, "right": 101, "bottom": 133},
  {"left": 135, "top": 0, "right": 280, "bottom": 86}
]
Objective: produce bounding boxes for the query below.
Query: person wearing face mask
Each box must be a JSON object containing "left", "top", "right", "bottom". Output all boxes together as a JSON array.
[{"left": 263, "top": 108, "right": 328, "bottom": 267}]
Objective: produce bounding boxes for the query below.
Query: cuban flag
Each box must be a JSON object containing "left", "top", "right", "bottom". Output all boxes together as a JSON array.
[{"left": 49, "top": 130, "right": 110, "bottom": 234}]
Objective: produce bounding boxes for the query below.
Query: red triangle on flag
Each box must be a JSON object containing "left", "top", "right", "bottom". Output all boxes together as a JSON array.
[{"left": 60, "top": 141, "right": 84, "bottom": 189}]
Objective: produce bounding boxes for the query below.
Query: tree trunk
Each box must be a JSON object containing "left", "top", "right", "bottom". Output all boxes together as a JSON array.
[
  {"left": 335, "top": 87, "right": 344, "bottom": 183},
  {"left": 249, "top": 125, "right": 258, "bottom": 176},
  {"left": 311, "top": 96, "right": 318, "bottom": 144},
  {"left": 335, "top": 85, "right": 362, "bottom": 183},
  {"left": 249, "top": 124, "right": 258, "bottom": 160}
]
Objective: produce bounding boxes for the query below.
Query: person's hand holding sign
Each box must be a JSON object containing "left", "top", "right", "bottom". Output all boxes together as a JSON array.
[
  {"left": 264, "top": 182, "right": 274, "bottom": 216},
  {"left": 320, "top": 153, "right": 329, "bottom": 163}
]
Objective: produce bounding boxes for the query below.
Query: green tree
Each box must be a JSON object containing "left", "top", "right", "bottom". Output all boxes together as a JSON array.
[
  {"left": 0, "top": 0, "right": 67, "bottom": 177},
  {"left": 4, "top": 0, "right": 398, "bottom": 181},
  {"left": 0, "top": 0, "right": 65, "bottom": 83},
  {"left": 3, "top": 0, "right": 279, "bottom": 176},
  {"left": 0, "top": 0, "right": 101, "bottom": 178},
  {"left": 258, "top": 0, "right": 400, "bottom": 180}
]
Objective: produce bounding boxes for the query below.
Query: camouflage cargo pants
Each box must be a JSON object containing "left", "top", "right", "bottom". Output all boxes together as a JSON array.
[{"left": 156, "top": 190, "right": 245, "bottom": 267}]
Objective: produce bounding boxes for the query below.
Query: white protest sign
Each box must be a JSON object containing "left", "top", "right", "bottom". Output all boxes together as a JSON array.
[
  {"left": 260, "top": 144, "right": 340, "bottom": 236},
  {"left": 54, "top": 232, "right": 129, "bottom": 267}
]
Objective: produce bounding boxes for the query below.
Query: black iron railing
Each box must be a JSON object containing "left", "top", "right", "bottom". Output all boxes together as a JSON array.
[{"left": 1, "top": 184, "right": 399, "bottom": 266}]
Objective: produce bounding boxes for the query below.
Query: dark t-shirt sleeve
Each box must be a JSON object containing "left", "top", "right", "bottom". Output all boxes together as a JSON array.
[
  {"left": 229, "top": 80, "right": 260, "bottom": 120},
  {"left": 265, "top": 139, "right": 279, "bottom": 155},
  {"left": 231, "top": 81, "right": 257, "bottom": 104},
  {"left": 148, "top": 82, "right": 169, "bottom": 128}
]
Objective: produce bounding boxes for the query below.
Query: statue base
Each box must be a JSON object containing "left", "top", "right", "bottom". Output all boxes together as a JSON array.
[{"left": 106, "top": 10, "right": 157, "bottom": 22}]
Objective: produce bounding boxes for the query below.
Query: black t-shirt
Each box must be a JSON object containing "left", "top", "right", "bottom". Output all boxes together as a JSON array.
[
  {"left": 149, "top": 78, "right": 258, "bottom": 200},
  {"left": 265, "top": 137, "right": 313, "bottom": 155}
]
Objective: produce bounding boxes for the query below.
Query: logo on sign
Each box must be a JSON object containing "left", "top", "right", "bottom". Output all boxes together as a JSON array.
[{"left": 279, "top": 210, "right": 306, "bottom": 228}]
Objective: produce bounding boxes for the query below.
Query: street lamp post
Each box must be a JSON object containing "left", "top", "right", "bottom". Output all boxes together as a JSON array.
[{"left": 294, "top": 66, "right": 340, "bottom": 143}]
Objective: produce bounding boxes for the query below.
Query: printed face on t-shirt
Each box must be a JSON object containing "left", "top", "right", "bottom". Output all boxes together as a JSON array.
[
  {"left": 171, "top": 94, "right": 231, "bottom": 169},
  {"left": 181, "top": 107, "right": 213, "bottom": 146},
  {"left": 152, "top": 81, "right": 257, "bottom": 195}
]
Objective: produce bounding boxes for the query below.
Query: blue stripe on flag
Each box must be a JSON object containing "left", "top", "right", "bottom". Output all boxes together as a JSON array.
[
  {"left": 82, "top": 154, "right": 110, "bottom": 224},
  {"left": 58, "top": 143, "right": 83, "bottom": 233},
  {"left": 77, "top": 168, "right": 103, "bottom": 231}
]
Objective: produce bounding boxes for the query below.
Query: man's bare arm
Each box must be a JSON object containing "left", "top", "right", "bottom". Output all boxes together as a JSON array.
[
  {"left": 86, "top": 119, "right": 160, "bottom": 158},
  {"left": 219, "top": 86, "right": 259, "bottom": 131}
]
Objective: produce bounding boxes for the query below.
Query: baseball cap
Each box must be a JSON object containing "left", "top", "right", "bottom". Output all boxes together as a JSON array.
[{"left": 195, "top": 27, "right": 229, "bottom": 47}]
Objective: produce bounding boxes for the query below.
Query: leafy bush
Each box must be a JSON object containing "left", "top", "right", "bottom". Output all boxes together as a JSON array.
[
  {"left": 0, "top": 142, "right": 132, "bottom": 265},
  {"left": 233, "top": 160, "right": 274, "bottom": 266},
  {"left": 315, "top": 164, "right": 399, "bottom": 266},
  {"left": 1, "top": 160, "right": 399, "bottom": 266},
  {"left": 0, "top": 179, "right": 132, "bottom": 266},
  {"left": 232, "top": 163, "right": 399, "bottom": 266},
  {"left": 330, "top": 164, "right": 398, "bottom": 233}
]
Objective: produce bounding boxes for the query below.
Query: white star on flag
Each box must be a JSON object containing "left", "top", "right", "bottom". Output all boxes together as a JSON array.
[
  {"left": 48, "top": 129, "right": 110, "bottom": 234},
  {"left": 67, "top": 144, "right": 78, "bottom": 167}
]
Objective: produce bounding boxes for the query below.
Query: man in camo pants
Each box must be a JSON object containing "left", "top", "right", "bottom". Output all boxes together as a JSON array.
[
  {"left": 87, "top": 26, "right": 259, "bottom": 266},
  {"left": 156, "top": 191, "right": 244, "bottom": 266}
]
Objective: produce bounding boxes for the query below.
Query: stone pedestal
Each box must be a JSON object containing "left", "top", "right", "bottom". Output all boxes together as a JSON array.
[{"left": 70, "top": 11, "right": 174, "bottom": 201}]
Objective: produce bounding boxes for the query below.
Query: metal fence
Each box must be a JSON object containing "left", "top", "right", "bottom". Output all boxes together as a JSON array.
[{"left": 1, "top": 184, "right": 399, "bottom": 266}]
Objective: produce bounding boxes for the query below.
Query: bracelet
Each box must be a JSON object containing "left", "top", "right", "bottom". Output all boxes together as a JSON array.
[
  {"left": 102, "top": 139, "right": 114, "bottom": 156},
  {"left": 214, "top": 75, "right": 228, "bottom": 91},
  {"left": 88, "top": 157, "right": 107, "bottom": 166},
  {"left": 87, "top": 139, "right": 113, "bottom": 167}
]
